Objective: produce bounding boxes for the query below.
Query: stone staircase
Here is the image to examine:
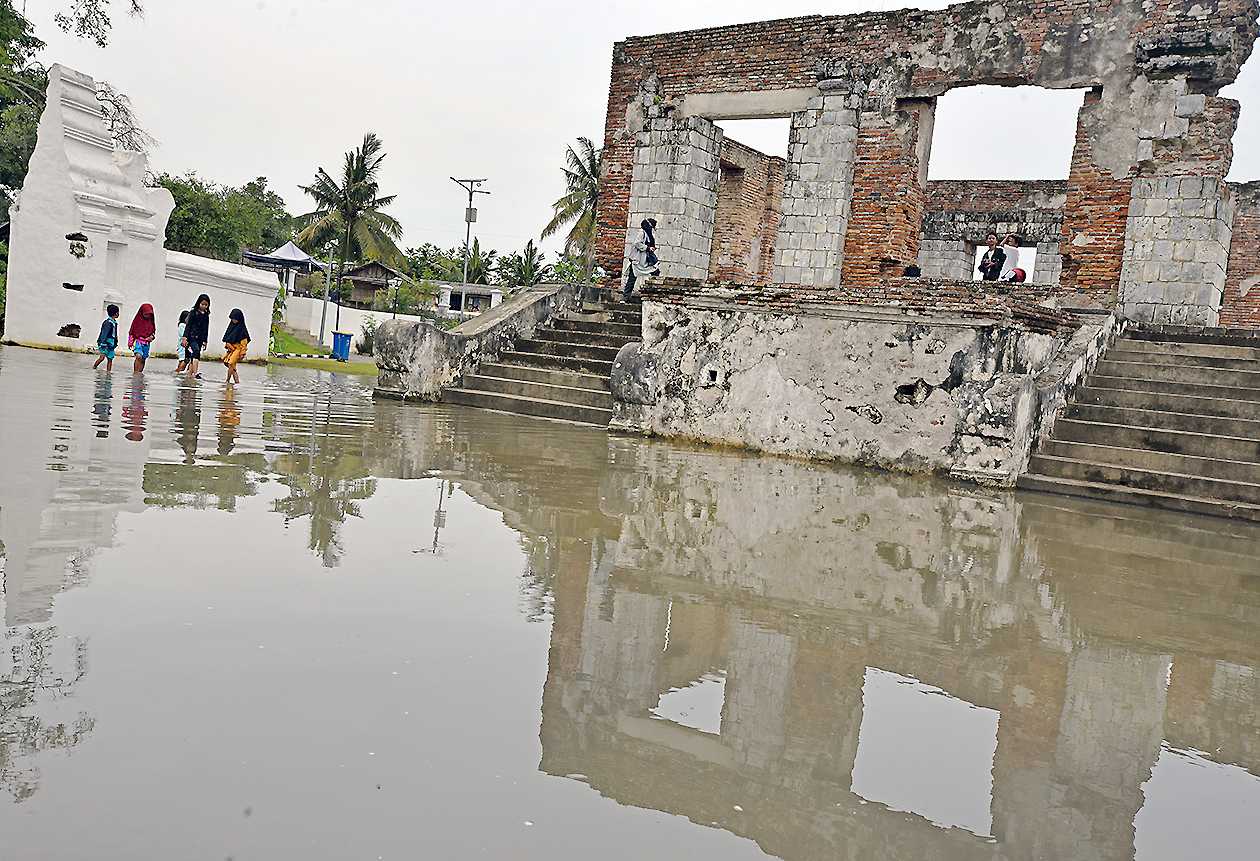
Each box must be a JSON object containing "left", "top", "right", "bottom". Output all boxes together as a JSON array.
[
  {"left": 442, "top": 298, "right": 642, "bottom": 426},
  {"left": 1019, "top": 326, "right": 1260, "bottom": 522}
]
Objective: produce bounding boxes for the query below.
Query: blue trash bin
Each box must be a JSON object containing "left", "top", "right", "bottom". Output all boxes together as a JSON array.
[{"left": 331, "top": 331, "right": 352, "bottom": 362}]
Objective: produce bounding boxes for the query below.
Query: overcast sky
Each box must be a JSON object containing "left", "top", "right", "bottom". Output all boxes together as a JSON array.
[{"left": 25, "top": 0, "right": 1260, "bottom": 256}]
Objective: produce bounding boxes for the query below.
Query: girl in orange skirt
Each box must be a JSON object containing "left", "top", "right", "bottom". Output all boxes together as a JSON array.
[{"left": 221, "top": 308, "right": 250, "bottom": 384}]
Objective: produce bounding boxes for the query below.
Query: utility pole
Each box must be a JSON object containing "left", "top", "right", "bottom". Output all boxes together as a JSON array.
[
  {"left": 317, "top": 242, "right": 334, "bottom": 349},
  {"left": 451, "top": 177, "right": 490, "bottom": 316}
]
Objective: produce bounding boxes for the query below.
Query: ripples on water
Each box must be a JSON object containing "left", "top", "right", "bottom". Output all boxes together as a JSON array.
[{"left": 0, "top": 347, "right": 1258, "bottom": 860}]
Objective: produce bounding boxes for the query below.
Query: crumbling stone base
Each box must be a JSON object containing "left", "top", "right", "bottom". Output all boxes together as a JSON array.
[{"left": 611, "top": 299, "right": 1092, "bottom": 486}]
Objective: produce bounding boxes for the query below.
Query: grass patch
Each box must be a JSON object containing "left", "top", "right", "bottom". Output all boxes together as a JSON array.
[
  {"left": 271, "top": 325, "right": 325, "bottom": 356},
  {"left": 270, "top": 356, "right": 377, "bottom": 376}
]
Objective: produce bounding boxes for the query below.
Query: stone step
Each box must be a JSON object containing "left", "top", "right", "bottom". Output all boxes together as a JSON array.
[
  {"left": 1114, "top": 337, "right": 1260, "bottom": 362},
  {"left": 1028, "top": 454, "right": 1260, "bottom": 505},
  {"left": 443, "top": 387, "right": 612, "bottom": 427},
  {"left": 1088, "top": 374, "right": 1260, "bottom": 404},
  {"left": 1039, "top": 440, "right": 1260, "bottom": 485},
  {"left": 1064, "top": 403, "right": 1260, "bottom": 440},
  {"left": 1093, "top": 359, "right": 1260, "bottom": 389},
  {"left": 1106, "top": 347, "right": 1260, "bottom": 372},
  {"left": 477, "top": 362, "right": 610, "bottom": 392},
  {"left": 608, "top": 310, "right": 643, "bottom": 325},
  {"left": 534, "top": 328, "right": 639, "bottom": 349},
  {"left": 551, "top": 318, "right": 641, "bottom": 337},
  {"left": 1077, "top": 386, "right": 1260, "bottom": 420},
  {"left": 497, "top": 350, "right": 615, "bottom": 377},
  {"left": 462, "top": 374, "right": 612, "bottom": 409},
  {"left": 515, "top": 337, "right": 623, "bottom": 363},
  {"left": 606, "top": 300, "right": 643, "bottom": 313},
  {"left": 1052, "top": 418, "right": 1260, "bottom": 463},
  {"left": 1020, "top": 497, "right": 1260, "bottom": 571},
  {"left": 1017, "top": 474, "right": 1260, "bottom": 523},
  {"left": 1127, "top": 328, "right": 1260, "bottom": 349}
]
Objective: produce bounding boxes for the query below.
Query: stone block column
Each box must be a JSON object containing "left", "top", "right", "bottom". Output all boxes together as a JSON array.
[
  {"left": 1120, "top": 177, "right": 1235, "bottom": 325},
  {"left": 1031, "top": 241, "right": 1062, "bottom": 285},
  {"left": 773, "top": 83, "right": 858, "bottom": 288},
  {"left": 627, "top": 114, "right": 722, "bottom": 282},
  {"left": 917, "top": 238, "right": 973, "bottom": 280},
  {"left": 841, "top": 98, "right": 935, "bottom": 288}
]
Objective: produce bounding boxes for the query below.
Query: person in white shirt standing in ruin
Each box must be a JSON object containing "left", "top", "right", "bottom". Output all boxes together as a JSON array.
[{"left": 1000, "top": 233, "right": 1021, "bottom": 281}]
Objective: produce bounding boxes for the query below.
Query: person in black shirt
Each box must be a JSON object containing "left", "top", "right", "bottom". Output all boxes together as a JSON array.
[
  {"left": 182, "top": 293, "right": 211, "bottom": 378},
  {"left": 978, "top": 232, "right": 1006, "bottom": 282}
]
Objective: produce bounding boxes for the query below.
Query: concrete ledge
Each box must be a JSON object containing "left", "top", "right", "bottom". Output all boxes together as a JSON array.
[{"left": 373, "top": 282, "right": 581, "bottom": 400}]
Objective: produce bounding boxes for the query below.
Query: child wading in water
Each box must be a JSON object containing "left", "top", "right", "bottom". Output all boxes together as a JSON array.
[
  {"left": 174, "top": 310, "right": 190, "bottom": 373},
  {"left": 182, "top": 293, "right": 211, "bottom": 378},
  {"left": 128, "top": 303, "right": 156, "bottom": 372},
  {"left": 92, "top": 304, "right": 120, "bottom": 371},
  {"left": 222, "top": 308, "right": 250, "bottom": 385}
]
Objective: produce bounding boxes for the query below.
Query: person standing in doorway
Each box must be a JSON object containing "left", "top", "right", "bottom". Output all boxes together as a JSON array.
[
  {"left": 1000, "top": 233, "right": 1021, "bottom": 281},
  {"left": 182, "top": 293, "right": 211, "bottom": 379},
  {"left": 92, "top": 304, "right": 120, "bottom": 371},
  {"left": 978, "top": 232, "right": 1006, "bottom": 282},
  {"left": 221, "top": 308, "right": 250, "bottom": 385},
  {"left": 127, "top": 303, "right": 156, "bottom": 373},
  {"left": 624, "top": 218, "right": 660, "bottom": 301}
]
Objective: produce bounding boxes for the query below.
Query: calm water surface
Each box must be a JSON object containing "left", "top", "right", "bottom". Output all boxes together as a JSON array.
[{"left": 1, "top": 346, "right": 1258, "bottom": 860}]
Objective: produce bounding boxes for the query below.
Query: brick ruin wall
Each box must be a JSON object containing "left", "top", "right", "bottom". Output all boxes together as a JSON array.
[
  {"left": 598, "top": 0, "right": 1258, "bottom": 326},
  {"left": 1221, "top": 182, "right": 1260, "bottom": 328},
  {"left": 709, "top": 138, "right": 785, "bottom": 286}
]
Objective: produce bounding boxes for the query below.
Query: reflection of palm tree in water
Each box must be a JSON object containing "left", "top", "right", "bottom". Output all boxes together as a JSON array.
[
  {"left": 173, "top": 384, "right": 201, "bottom": 464},
  {"left": 217, "top": 385, "right": 241, "bottom": 456},
  {"left": 271, "top": 389, "right": 377, "bottom": 568},
  {"left": 121, "top": 375, "right": 147, "bottom": 442},
  {"left": 91, "top": 376, "right": 113, "bottom": 438},
  {"left": 0, "top": 626, "right": 94, "bottom": 802}
]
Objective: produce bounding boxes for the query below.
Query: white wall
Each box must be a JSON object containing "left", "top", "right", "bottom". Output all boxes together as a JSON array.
[
  {"left": 284, "top": 295, "right": 435, "bottom": 355},
  {"left": 2, "top": 64, "right": 277, "bottom": 359}
]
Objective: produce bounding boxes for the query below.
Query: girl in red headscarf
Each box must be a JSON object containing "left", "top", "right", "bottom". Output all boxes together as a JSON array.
[{"left": 128, "top": 303, "right": 157, "bottom": 373}]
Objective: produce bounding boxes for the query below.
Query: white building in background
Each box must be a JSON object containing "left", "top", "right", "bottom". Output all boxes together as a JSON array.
[{"left": 2, "top": 65, "right": 276, "bottom": 358}]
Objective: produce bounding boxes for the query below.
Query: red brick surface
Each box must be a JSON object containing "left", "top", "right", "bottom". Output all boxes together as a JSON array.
[
  {"left": 1221, "top": 183, "right": 1260, "bottom": 327},
  {"left": 709, "top": 139, "right": 784, "bottom": 286},
  {"left": 842, "top": 108, "right": 929, "bottom": 287},
  {"left": 1059, "top": 90, "right": 1130, "bottom": 306}
]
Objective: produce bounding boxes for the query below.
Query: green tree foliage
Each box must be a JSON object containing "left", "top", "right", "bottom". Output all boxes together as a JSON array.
[
  {"left": 401, "top": 243, "right": 459, "bottom": 282},
  {"left": 158, "top": 173, "right": 294, "bottom": 261},
  {"left": 551, "top": 253, "right": 606, "bottom": 285},
  {"left": 296, "top": 132, "right": 404, "bottom": 300},
  {"left": 373, "top": 280, "right": 436, "bottom": 315},
  {"left": 496, "top": 239, "right": 550, "bottom": 290},
  {"left": 541, "top": 136, "right": 601, "bottom": 280}
]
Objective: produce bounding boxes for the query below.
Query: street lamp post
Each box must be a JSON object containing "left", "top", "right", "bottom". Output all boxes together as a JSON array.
[{"left": 450, "top": 177, "right": 490, "bottom": 317}]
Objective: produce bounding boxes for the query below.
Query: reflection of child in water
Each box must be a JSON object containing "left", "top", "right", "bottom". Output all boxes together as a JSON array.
[
  {"left": 122, "top": 380, "right": 147, "bottom": 442},
  {"left": 176, "top": 385, "right": 201, "bottom": 464},
  {"left": 217, "top": 385, "right": 241, "bottom": 456}
]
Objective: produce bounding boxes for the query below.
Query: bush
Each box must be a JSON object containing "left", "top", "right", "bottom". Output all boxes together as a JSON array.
[{"left": 357, "top": 316, "right": 378, "bottom": 355}]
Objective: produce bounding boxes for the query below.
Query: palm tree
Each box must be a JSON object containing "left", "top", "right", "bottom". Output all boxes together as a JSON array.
[
  {"left": 497, "top": 239, "right": 551, "bottom": 290},
  {"left": 455, "top": 238, "right": 498, "bottom": 285},
  {"left": 296, "top": 133, "right": 403, "bottom": 302},
  {"left": 541, "top": 136, "right": 601, "bottom": 280}
]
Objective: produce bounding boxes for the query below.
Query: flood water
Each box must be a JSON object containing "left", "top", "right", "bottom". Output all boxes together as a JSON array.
[{"left": 1, "top": 346, "right": 1258, "bottom": 860}]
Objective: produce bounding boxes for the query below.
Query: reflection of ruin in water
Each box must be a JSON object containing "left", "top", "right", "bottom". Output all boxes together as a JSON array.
[{"left": 0, "top": 347, "right": 1256, "bottom": 855}]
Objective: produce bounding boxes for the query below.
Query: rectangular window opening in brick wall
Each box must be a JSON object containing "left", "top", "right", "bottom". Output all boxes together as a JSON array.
[{"left": 929, "top": 86, "right": 1087, "bottom": 182}]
